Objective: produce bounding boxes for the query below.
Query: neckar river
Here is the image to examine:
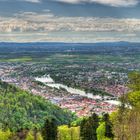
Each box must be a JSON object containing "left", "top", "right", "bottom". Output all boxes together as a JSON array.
[
  {"left": 35, "top": 75, "right": 120, "bottom": 105},
  {"left": 35, "top": 75, "right": 102, "bottom": 99}
]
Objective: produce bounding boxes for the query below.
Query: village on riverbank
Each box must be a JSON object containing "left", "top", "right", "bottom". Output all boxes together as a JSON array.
[
  {"left": 1, "top": 43, "right": 138, "bottom": 117},
  {"left": 0, "top": 63, "right": 121, "bottom": 117}
]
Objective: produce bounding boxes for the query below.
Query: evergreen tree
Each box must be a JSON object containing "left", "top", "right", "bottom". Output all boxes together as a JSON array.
[
  {"left": 89, "top": 113, "right": 99, "bottom": 140},
  {"left": 80, "top": 118, "right": 87, "bottom": 140},
  {"left": 103, "top": 113, "right": 114, "bottom": 139},
  {"left": 42, "top": 118, "right": 57, "bottom": 140},
  {"left": 80, "top": 113, "right": 99, "bottom": 140}
]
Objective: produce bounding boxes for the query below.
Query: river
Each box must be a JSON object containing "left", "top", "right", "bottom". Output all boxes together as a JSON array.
[{"left": 35, "top": 75, "right": 102, "bottom": 99}]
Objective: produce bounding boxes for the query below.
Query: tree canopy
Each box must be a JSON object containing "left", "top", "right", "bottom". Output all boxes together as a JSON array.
[{"left": 0, "top": 81, "right": 75, "bottom": 131}]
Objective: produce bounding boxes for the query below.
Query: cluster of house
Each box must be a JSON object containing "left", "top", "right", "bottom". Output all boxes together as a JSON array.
[
  {"left": 0, "top": 63, "right": 120, "bottom": 117},
  {"left": 57, "top": 96, "right": 117, "bottom": 116}
]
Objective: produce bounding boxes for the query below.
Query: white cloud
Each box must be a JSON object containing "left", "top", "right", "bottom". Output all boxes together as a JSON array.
[
  {"left": 23, "top": 0, "right": 41, "bottom": 3},
  {"left": 55, "top": 0, "right": 139, "bottom": 7},
  {"left": 0, "top": 0, "right": 138, "bottom": 6},
  {"left": 0, "top": 0, "right": 41, "bottom": 3},
  {"left": 55, "top": 0, "right": 81, "bottom": 4},
  {"left": 92, "top": 0, "right": 139, "bottom": 7},
  {"left": 1, "top": 12, "right": 140, "bottom": 33},
  {"left": 0, "top": 12, "right": 140, "bottom": 42}
]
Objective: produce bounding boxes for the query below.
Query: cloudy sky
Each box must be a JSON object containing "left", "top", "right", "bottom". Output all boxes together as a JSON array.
[{"left": 0, "top": 0, "right": 140, "bottom": 42}]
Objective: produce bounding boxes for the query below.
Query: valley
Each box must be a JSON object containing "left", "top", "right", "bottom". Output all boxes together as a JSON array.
[{"left": 0, "top": 42, "right": 139, "bottom": 116}]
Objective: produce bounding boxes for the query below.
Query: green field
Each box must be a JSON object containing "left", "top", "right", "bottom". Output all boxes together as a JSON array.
[{"left": 0, "top": 57, "right": 32, "bottom": 62}]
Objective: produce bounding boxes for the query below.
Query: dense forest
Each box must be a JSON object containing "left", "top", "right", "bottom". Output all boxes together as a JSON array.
[
  {"left": 0, "top": 80, "right": 75, "bottom": 139},
  {"left": 0, "top": 72, "right": 140, "bottom": 140}
]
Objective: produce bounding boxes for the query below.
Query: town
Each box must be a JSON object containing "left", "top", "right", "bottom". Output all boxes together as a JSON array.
[
  {"left": 0, "top": 62, "right": 118, "bottom": 117},
  {"left": 0, "top": 42, "right": 140, "bottom": 116}
]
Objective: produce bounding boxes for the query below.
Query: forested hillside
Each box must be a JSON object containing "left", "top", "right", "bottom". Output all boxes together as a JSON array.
[{"left": 0, "top": 81, "right": 75, "bottom": 131}]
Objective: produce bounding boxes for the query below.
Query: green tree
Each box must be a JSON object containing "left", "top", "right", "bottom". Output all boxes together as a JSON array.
[
  {"left": 128, "top": 72, "right": 140, "bottom": 91},
  {"left": 110, "top": 72, "right": 140, "bottom": 140},
  {"left": 127, "top": 91, "right": 140, "bottom": 107},
  {"left": 25, "top": 131, "right": 43, "bottom": 140},
  {"left": 103, "top": 113, "right": 113, "bottom": 139},
  {"left": 96, "top": 122, "right": 112, "bottom": 140},
  {"left": 0, "top": 129, "right": 11, "bottom": 140},
  {"left": 89, "top": 113, "right": 99, "bottom": 140},
  {"left": 80, "top": 118, "right": 88, "bottom": 140},
  {"left": 80, "top": 113, "right": 99, "bottom": 140},
  {"left": 70, "top": 126, "right": 80, "bottom": 140},
  {"left": 58, "top": 125, "right": 71, "bottom": 140},
  {"left": 42, "top": 118, "right": 57, "bottom": 140},
  {"left": 25, "top": 131, "right": 34, "bottom": 140},
  {"left": 97, "top": 122, "right": 106, "bottom": 140}
]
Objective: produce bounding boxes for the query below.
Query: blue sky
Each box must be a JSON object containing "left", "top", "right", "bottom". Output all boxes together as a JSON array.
[
  {"left": 0, "top": 0, "right": 140, "bottom": 42},
  {"left": 0, "top": 0, "right": 140, "bottom": 18}
]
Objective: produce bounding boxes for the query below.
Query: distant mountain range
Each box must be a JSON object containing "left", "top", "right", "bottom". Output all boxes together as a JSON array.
[{"left": 0, "top": 41, "right": 139, "bottom": 56}]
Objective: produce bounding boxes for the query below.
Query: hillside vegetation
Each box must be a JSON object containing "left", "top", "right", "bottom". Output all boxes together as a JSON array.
[{"left": 0, "top": 81, "right": 75, "bottom": 131}]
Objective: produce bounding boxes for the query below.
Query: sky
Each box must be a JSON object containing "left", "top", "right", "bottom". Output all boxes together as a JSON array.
[{"left": 0, "top": 0, "right": 140, "bottom": 42}]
